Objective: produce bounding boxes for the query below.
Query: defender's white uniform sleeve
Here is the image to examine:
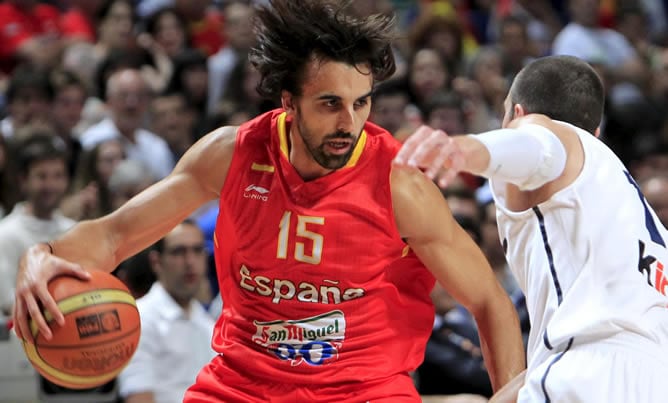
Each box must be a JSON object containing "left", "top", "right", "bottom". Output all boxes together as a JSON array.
[{"left": 471, "top": 124, "right": 567, "bottom": 191}]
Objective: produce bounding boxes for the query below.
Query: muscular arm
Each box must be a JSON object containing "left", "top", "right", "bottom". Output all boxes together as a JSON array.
[
  {"left": 14, "top": 127, "right": 236, "bottom": 340},
  {"left": 49, "top": 126, "right": 237, "bottom": 271},
  {"left": 391, "top": 167, "right": 525, "bottom": 392}
]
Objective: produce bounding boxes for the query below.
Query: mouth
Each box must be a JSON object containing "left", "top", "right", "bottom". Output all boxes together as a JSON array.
[{"left": 324, "top": 139, "right": 353, "bottom": 155}]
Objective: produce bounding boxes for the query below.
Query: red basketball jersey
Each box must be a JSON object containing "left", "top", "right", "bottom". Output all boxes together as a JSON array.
[{"left": 211, "top": 110, "right": 436, "bottom": 385}]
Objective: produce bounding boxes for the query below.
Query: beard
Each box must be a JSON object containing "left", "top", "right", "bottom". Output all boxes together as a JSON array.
[{"left": 295, "top": 113, "right": 361, "bottom": 170}]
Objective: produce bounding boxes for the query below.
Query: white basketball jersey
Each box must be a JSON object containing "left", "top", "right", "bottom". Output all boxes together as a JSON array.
[{"left": 490, "top": 122, "right": 668, "bottom": 373}]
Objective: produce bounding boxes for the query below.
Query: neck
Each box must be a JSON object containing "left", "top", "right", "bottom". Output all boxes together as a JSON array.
[
  {"left": 171, "top": 293, "right": 192, "bottom": 313},
  {"left": 25, "top": 202, "right": 54, "bottom": 220},
  {"left": 288, "top": 127, "right": 333, "bottom": 181},
  {"left": 115, "top": 123, "right": 137, "bottom": 142}
]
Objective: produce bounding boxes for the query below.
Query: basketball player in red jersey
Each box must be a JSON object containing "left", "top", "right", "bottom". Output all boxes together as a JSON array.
[{"left": 13, "top": 1, "right": 525, "bottom": 401}]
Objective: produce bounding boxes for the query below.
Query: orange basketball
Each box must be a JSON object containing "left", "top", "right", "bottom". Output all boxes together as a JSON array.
[{"left": 22, "top": 270, "right": 141, "bottom": 389}]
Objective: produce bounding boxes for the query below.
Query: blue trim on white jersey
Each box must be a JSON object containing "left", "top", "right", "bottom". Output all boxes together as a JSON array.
[
  {"left": 533, "top": 206, "right": 564, "bottom": 350},
  {"left": 624, "top": 171, "right": 666, "bottom": 247},
  {"left": 533, "top": 206, "right": 564, "bottom": 304},
  {"left": 540, "top": 337, "right": 574, "bottom": 403}
]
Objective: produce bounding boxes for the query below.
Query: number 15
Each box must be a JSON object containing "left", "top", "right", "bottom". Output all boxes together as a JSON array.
[{"left": 276, "top": 211, "right": 325, "bottom": 264}]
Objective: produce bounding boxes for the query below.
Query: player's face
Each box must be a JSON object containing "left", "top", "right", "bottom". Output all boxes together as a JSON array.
[{"left": 285, "top": 59, "right": 373, "bottom": 171}]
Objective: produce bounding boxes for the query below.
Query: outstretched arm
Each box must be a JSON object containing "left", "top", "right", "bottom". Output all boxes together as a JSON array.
[
  {"left": 391, "top": 166, "right": 525, "bottom": 392},
  {"left": 14, "top": 126, "right": 237, "bottom": 340},
  {"left": 394, "top": 117, "right": 568, "bottom": 192}
]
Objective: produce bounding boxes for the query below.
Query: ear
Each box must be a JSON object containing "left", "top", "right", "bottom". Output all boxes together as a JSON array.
[
  {"left": 148, "top": 250, "right": 161, "bottom": 276},
  {"left": 281, "top": 90, "right": 295, "bottom": 115},
  {"left": 594, "top": 126, "right": 601, "bottom": 138},
  {"left": 513, "top": 103, "right": 526, "bottom": 118}
]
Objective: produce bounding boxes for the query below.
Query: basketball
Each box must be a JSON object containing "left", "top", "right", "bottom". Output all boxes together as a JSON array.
[{"left": 22, "top": 270, "right": 141, "bottom": 389}]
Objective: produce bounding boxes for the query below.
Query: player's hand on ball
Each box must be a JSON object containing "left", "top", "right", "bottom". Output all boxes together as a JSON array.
[
  {"left": 13, "top": 243, "right": 91, "bottom": 341},
  {"left": 393, "top": 125, "right": 465, "bottom": 188}
]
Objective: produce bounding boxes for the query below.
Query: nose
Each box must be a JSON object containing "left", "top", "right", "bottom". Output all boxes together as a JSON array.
[{"left": 337, "top": 107, "right": 355, "bottom": 134}]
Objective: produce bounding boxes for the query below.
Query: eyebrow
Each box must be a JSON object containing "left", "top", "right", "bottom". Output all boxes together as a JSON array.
[{"left": 316, "top": 90, "right": 374, "bottom": 103}]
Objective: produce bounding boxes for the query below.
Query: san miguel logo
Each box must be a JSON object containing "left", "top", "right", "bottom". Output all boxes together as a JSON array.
[
  {"left": 76, "top": 310, "right": 121, "bottom": 339},
  {"left": 252, "top": 310, "right": 346, "bottom": 366}
]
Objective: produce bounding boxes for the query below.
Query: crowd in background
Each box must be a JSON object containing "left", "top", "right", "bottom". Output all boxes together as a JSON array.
[{"left": 2, "top": 0, "right": 668, "bottom": 401}]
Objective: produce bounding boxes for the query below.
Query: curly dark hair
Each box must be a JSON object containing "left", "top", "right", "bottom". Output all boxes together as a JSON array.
[{"left": 249, "top": 0, "right": 396, "bottom": 100}]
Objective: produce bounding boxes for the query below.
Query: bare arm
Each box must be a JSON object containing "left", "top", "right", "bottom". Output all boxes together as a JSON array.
[
  {"left": 13, "top": 126, "right": 237, "bottom": 340},
  {"left": 124, "top": 392, "right": 156, "bottom": 403},
  {"left": 391, "top": 167, "right": 525, "bottom": 392},
  {"left": 489, "top": 369, "right": 526, "bottom": 403}
]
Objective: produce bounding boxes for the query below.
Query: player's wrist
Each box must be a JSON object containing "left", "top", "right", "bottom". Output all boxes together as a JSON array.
[{"left": 38, "top": 242, "right": 54, "bottom": 255}]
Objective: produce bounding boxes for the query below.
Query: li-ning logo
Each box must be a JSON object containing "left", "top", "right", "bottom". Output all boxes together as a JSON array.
[
  {"left": 75, "top": 310, "right": 121, "bottom": 339},
  {"left": 244, "top": 184, "right": 270, "bottom": 201}
]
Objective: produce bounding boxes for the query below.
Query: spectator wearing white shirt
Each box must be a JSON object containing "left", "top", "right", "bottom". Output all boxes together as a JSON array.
[
  {"left": 80, "top": 68, "right": 175, "bottom": 179},
  {"left": 0, "top": 134, "right": 74, "bottom": 316},
  {"left": 552, "top": 0, "right": 649, "bottom": 105},
  {"left": 207, "top": 1, "right": 256, "bottom": 115},
  {"left": 118, "top": 219, "right": 216, "bottom": 403}
]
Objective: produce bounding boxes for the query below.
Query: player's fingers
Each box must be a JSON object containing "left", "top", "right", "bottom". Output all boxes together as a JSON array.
[
  {"left": 425, "top": 134, "right": 455, "bottom": 179},
  {"left": 394, "top": 125, "right": 432, "bottom": 165},
  {"left": 36, "top": 284, "right": 64, "bottom": 327},
  {"left": 12, "top": 299, "right": 25, "bottom": 340},
  {"left": 408, "top": 129, "right": 445, "bottom": 168},
  {"left": 55, "top": 260, "right": 90, "bottom": 281},
  {"left": 438, "top": 149, "right": 465, "bottom": 188},
  {"left": 24, "top": 292, "right": 52, "bottom": 340}
]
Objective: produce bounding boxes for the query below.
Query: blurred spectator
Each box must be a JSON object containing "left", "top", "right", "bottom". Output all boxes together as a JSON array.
[
  {"left": 94, "top": 0, "right": 137, "bottom": 65},
  {"left": 107, "top": 159, "right": 156, "bottom": 211},
  {"left": 167, "top": 49, "right": 209, "bottom": 126},
  {"left": 409, "top": 14, "right": 465, "bottom": 77},
  {"left": 1, "top": 66, "right": 53, "bottom": 139},
  {"left": 497, "top": 15, "right": 535, "bottom": 81},
  {"left": 0, "top": 0, "right": 63, "bottom": 73},
  {"left": 60, "top": 138, "right": 125, "bottom": 220},
  {"left": 174, "top": 0, "right": 225, "bottom": 56},
  {"left": 0, "top": 136, "right": 19, "bottom": 219},
  {"left": 114, "top": 248, "right": 156, "bottom": 299},
  {"left": 0, "top": 133, "right": 74, "bottom": 316},
  {"left": 628, "top": 133, "right": 668, "bottom": 183},
  {"left": 216, "top": 57, "right": 274, "bottom": 128},
  {"left": 118, "top": 219, "right": 216, "bottom": 403},
  {"left": 552, "top": 0, "right": 649, "bottom": 105},
  {"left": 423, "top": 91, "right": 468, "bottom": 135},
  {"left": 149, "top": 90, "right": 196, "bottom": 161},
  {"left": 370, "top": 78, "right": 411, "bottom": 136},
  {"left": 465, "top": 46, "right": 507, "bottom": 124},
  {"left": 81, "top": 67, "right": 175, "bottom": 179},
  {"left": 60, "top": 0, "right": 106, "bottom": 43},
  {"left": 640, "top": 172, "right": 668, "bottom": 227},
  {"left": 143, "top": 7, "right": 190, "bottom": 59},
  {"left": 208, "top": 1, "right": 256, "bottom": 114},
  {"left": 49, "top": 69, "right": 87, "bottom": 177},
  {"left": 407, "top": 47, "right": 452, "bottom": 110}
]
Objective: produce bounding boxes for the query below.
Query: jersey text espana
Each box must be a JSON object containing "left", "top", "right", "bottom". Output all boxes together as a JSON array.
[{"left": 211, "top": 110, "right": 435, "bottom": 384}]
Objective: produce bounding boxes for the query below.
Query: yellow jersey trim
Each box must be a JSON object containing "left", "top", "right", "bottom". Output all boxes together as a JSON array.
[
  {"left": 276, "top": 112, "right": 367, "bottom": 168},
  {"left": 251, "top": 162, "right": 275, "bottom": 173}
]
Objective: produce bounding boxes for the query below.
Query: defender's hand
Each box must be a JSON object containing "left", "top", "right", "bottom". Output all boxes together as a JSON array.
[
  {"left": 13, "top": 244, "right": 90, "bottom": 341},
  {"left": 393, "top": 125, "right": 465, "bottom": 188}
]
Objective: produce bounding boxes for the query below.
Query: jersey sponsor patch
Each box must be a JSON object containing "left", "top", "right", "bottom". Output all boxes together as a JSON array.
[
  {"left": 251, "top": 310, "right": 346, "bottom": 366},
  {"left": 638, "top": 240, "right": 668, "bottom": 296},
  {"left": 244, "top": 184, "right": 270, "bottom": 201}
]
